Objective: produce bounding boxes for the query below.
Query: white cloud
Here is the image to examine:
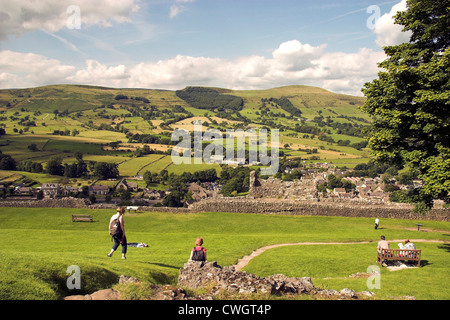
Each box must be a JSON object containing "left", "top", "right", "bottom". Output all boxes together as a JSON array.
[
  {"left": 169, "top": 0, "right": 196, "bottom": 19},
  {"left": 169, "top": 5, "right": 186, "bottom": 19},
  {"left": 272, "top": 40, "right": 326, "bottom": 71},
  {"left": 373, "top": 0, "right": 412, "bottom": 47},
  {"left": 0, "top": 0, "right": 140, "bottom": 41},
  {"left": 68, "top": 60, "right": 130, "bottom": 87},
  {"left": 128, "top": 55, "right": 224, "bottom": 89},
  {"left": 0, "top": 50, "right": 75, "bottom": 87},
  {"left": 0, "top": 39, "right": 385, "bottom": 96}
]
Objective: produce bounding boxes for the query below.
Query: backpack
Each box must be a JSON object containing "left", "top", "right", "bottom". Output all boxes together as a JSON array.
[
  {"left": 191, "top": 247, "right": 205, "bottom": 261},
  {"left": 109, "top": 214, "right": 122, "bottom": 237}
]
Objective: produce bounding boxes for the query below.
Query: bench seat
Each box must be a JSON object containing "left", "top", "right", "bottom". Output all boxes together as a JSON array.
[
  {"left": 378, "top": 248, "right": 421, "bottom": 267},
  {"left": 72, "top": 214, "right": 93, "bottom": 222}
]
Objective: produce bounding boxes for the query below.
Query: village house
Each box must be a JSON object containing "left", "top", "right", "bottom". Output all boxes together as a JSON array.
[
  {"left": 339, "top": 192, "right": 354, "bottom": 199},
  {"left": 89, "top": 185, "right": 109, "bottom": 196},
  {"left": 188, "top": 183, "right": 211, "bottom": 201},
  {"left": 333, "top": 188, "right": 347, "bottom": 195},
  {"left": 143, "top": 188, "right": 165, "bottom": 200},
  {"left": 116, "top": 179, "right": 138, "bottom": 192},
  {"left": 366, "top": 191, "right": 389, "bottom": 201},
  {"left": 15, "top": 186, "right": 34, "bottom": 195},
  {"left": 301, "top": 174, "right": 314, "bottom": 180},
  {"left": 41, "top": 183, "right": 60, "bottom": 198},
  {"left": 62, "top": 186, "right": 80, "bottom": 196}
]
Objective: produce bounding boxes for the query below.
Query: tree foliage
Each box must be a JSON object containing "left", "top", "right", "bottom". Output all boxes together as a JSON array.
[
  {"left": 176, "top": 87, "right": 244, "bottom": 111},
  {"left": 268, "top": 97, "right": 302, "bottom": 117},
  {"left": 362, "top": 0, "right": 449, "bottom": 206}
]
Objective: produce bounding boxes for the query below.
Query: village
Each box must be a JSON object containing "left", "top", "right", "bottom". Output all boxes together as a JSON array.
[{"left": 0, "top": 161, "right": 429, "bottom": 208}]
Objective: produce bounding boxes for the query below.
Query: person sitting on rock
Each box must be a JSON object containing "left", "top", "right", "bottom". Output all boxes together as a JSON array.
[{"left": 189, "top": 237, "right": 207, "bottom": 262}]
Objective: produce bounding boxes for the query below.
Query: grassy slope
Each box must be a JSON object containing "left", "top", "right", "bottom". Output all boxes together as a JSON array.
[{"left": 0, "top": 207, "right": 448, "bottom": 299}]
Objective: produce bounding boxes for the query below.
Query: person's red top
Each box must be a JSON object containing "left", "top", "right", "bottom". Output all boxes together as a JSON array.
[{"left": 192, "top": 246, "right": 206, "bottom": 252}]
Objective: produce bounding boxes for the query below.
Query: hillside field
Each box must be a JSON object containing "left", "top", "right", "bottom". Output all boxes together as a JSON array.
[{"left": 0, "top": 84, "right": 371, "bottom": 186}]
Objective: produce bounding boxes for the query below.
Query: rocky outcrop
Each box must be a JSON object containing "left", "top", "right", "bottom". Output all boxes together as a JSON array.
[
  {"left": 64, "top": 267, "right": 377, "bottom": 300},
  {"left": 178, "top": 261, "right": 315, "bottom": 296},
  {"left": 177, "top": 260, "right": 375, "bottom": 299},
  {"left": 64, "top": 289, "right": 121, "bottom": 300}
]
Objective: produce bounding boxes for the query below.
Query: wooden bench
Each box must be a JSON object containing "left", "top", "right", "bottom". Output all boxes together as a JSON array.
[
  {"left": 378, "top": 248, "right": 421, "bottom": 267},
  {"left": 72, "top": 214, "right": 93, "bottom": 222}
]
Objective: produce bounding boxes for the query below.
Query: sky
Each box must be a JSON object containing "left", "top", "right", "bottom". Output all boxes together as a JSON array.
[{"left": 0, "top": 0, "right": 412, "bottom": 96}]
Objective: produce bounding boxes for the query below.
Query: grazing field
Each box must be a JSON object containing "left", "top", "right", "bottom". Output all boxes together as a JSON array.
[{"left": 0, "top": 207, "right": 448, "bottom": 300}]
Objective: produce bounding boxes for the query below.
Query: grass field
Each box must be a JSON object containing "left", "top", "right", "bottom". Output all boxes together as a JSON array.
[{"left": 0, "top": 207, "right": 448, "bottom": 300}]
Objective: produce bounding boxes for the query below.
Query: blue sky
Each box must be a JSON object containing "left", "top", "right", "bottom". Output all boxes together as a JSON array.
[{"left": 0, "top": 0, "right": 410, "bottom": 95}]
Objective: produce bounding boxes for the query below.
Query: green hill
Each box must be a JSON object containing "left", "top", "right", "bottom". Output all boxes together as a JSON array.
[{"left": 0, "top": 84, "right": 371, "bottom": 185}]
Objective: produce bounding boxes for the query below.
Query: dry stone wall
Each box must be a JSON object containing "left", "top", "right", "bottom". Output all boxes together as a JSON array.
[
  {"left": 0, "top": 197, "right": 90, "bottom": 208},
  {"left": 189, "top": 198, "right": 449, "bottom": 221}
]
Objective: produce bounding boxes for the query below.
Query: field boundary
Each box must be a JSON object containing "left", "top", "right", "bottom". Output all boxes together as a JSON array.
[{"left": 136, "top": 155, "right": 167, "bottom": 175}]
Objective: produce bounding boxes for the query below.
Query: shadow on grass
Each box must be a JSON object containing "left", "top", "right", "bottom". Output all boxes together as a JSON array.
[
  {"left": 144, "top": 262, "right": 182, "bottom": 285},
  {"left": 437, "top": 243, "right": 450, "bottom": 253},
  {"left": 420, "top": 260, "right": 431, "bottom": 267},
  {"left": 146, "top": 262, "right": 181, "bottom": 270},
  {"left": 47, "top": 267, "right": 119, "bottom": 299}
]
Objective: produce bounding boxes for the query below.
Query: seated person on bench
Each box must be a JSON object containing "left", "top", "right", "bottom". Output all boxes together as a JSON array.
[
  {"left": 398, "top": 239, "right": 416, "bottom": 258},
  {"left": 377, "top": 235, "right": 390, "bottom": 264}
]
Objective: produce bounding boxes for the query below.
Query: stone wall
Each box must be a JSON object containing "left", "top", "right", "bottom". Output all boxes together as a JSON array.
[
  {"left": 0, "top": 197, "right": 90, "bottom": 208},
  {"left": 189, "top": 198, "right": 449, "bottom": 221},
  {"left": 248, "top": 171, "right": 318, "bottom": 200},
  {"left": 0, "top": 192, "right": 447, "bottom": 222},
  {"left": 89, "top": 203, "right": 191, "bottom": 213}
]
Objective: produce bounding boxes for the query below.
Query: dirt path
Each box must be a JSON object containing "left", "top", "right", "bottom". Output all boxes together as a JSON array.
[{"left": 233, "top": 239, "right": 448, "bottom": 271}]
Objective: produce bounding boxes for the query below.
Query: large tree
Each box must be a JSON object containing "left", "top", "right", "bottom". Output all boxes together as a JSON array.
[{"left": 362, "top": 0, "right": 449, "bottom": 207}]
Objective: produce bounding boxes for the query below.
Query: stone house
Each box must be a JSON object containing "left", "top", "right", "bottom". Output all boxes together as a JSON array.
[
  {"left": 116, "top": 179, "right": 138, "bottom": 192},
  {"left": 41, "top": 183, "right": 60, "bottom": 198},
  {"left": 89, "top": 185, "right": 109, "bottom": 196},
  {"left": 367, "top": 192, "right": 388, "bottom": 200},
  {"left": 333, "top": 188, "right": 346, "bottom": 195},
  {"left": 62, "top": 186, "right": 80, "bottom": 196},
  {"left": 15, "top": 187, "right": 34, "bottom": 195},
  {"left": 188, "top": 183, "right": 210, "bottom": 201},
  {"left": 143, "top": 188, "right": 165, "bottom": 200}
]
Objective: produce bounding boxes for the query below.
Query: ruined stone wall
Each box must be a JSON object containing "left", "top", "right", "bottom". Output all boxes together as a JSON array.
[{"left": 248, "top": 171, "right": 317, "bottom": 200}]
